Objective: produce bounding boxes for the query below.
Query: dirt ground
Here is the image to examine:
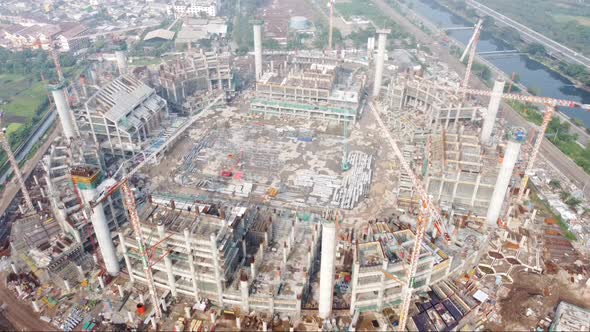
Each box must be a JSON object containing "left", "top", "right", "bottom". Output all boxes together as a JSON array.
[{"left": 487, "top": 268, "right": 590, "bottom": 331}]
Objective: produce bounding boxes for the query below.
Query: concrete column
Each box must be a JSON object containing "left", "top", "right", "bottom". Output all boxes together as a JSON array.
[
  {"left": 283, "top": 243, "right": 288, "bottom": 266},
  {"left": 349, "top": 262, "right": 359, "bottom": 315},
  {"left": 262, "top": 320, "right": 268, "bottom": 332},
  {"left": 236, "top": 316, "right": 241, "bottom": 330},
  {"left": 269, "top": 297, "right": 274, "bottom": 315},
  {"left": 10, "top": 262, "right": 18, "bottom": 274},
  {"left": 184, "top": 306, "right": 191, "bottom": 319},
  {"left": 210, "top": 311, "right": 217, "bottom": 323},
  {"left": 250, "top": 257, "right": 256, "bottom": 278},
  {"left": 372, "top": 29, "right": 390, "bottom": 97},
  {"left": 51, "top": 85, "right": 77, "bottom": 141},
  {"left": 240, "top": 276, "right": 249, "bottom": 313},
  {"left": 481, "top": 80, "right": 506, "bottom": 144},
  {"left": 115, "top": 51, "right": 128, "bottom": 75},
  {"left": 210, "top": 233, "right": 224, "bottom": 304},
  {"left": 15, "top": 285, "right": 23, "bottom": 296},
  {"left": 252, "top": 21, "right": 263, "bottom": 80},
  {"left": 117, "top": 284, "right": 125, "bottom": 299},
  {"left": 79, "top": 184, "right": 120, "bottom": 276},
  {"left": 118, "top": 232, "right": 135, "bottom": 283},
  {"left": 184, "top": 228, "right": 199, "bottom": 300},
  {"left": 377, "top": 261, "right": 388, "bottom": 310},
  {"left": 150, "top": 317, "right": 157, "bottom": 330},
  {"left": 486, "top": 130, "right": 523, "bottom": 226},
  {"left": 127, "top": 311, "right": 134, "bottom": 323},
  {"left": 139, "top": 294, "right": 145, "bottom": 304},
  {"left": 157, "top": 224, "right": 177, "bottom": 297},
  {"left": 319, "top": 222, "right": 337, "bottom": 319},
  {"left": 32, "top": 300, "right": 40, "bottom": 312},
  {"left": 64, "top": 280, "right": 71, "bottom": 292},
  {"left": 296, "top": 293, "right": 302, "bottom": 320},
  {"left": 98, "top": 276, "right": 105, "bottom": 289}
]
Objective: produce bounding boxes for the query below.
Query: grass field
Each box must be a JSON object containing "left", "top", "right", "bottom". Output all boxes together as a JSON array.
[
  {"left": 336, "top": 1, "right": 391, "bottom": 26},
  {"left": 553, "top": 14, "right": 590, "bottom": 27},
  {"left": 0, "top": 74, "right": 48, "bottom": 125}
]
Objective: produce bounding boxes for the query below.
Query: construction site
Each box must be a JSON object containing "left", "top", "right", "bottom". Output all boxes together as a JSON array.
[{"left": 0, "top": 4, "right": 589, "bottom": 332}]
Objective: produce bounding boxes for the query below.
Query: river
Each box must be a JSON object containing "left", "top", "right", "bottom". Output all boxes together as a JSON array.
[{"left": 412, "top": 0, "right": 590, "bottom": 128}]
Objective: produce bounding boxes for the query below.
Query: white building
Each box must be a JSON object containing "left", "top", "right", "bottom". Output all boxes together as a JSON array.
[
  {"left": 82, "top": 75, "right": 168, "bottom": 159},
  {"left": 168, "top": 0, "right": 218, "bottom": 17}
]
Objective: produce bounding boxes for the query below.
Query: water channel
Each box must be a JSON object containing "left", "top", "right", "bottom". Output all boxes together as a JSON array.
[{"left": 413, "top": 0, "right": 590, "bottom": 127}]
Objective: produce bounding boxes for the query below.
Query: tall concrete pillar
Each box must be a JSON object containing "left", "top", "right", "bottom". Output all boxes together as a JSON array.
[
  {"left": 210, "top": 233, "right": 224, "bottom": 304},
  {"left": 50, "top": 83, "right": 77, "bottom": 141},
  {"left": 239, "top": 274, "right": 249, "bottom": 313},
  {"left": 319, "top": 221, "right": 337, "bottom": 319},
  {"left": 119, "top": 232, "right": 135, "bottom": 283},
  {"left": 252, "top": 20, "right": 263, "bottom": 81},
  {"left": 115, "top": 51, "right": 128, "bottom": 76},
  {"left": 481, "top": 80, "right": 506, "bottom": 144},
  {"left": 72, "top": 167, "right": 119, "bottom": 275},
  {"left": 157, "top": 223, "right": 177, "bottom": 297},
  {"left": 486, "top": 128, "right": 525, "bottom": 226},
  {"left": 372, "top": 29, "right": 390, "bottom": 97},
  {"left": 184, "top": 228, "right": 199, "bottom": 300}
]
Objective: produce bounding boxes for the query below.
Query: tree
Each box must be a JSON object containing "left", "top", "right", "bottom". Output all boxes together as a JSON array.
[
  {"left": 526, "top": 43, "right": 546, "bottom": 56},
  {"left": 565, "top": 197, "right": 582, "bottom": 209},
  {"left": 548, "top": 179, "right": 561, "bottom": 190}
]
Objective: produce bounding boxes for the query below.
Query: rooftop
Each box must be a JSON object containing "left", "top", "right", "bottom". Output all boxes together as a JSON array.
[{"left": 85, "top": 75, "right": 158, "bottom": 123}]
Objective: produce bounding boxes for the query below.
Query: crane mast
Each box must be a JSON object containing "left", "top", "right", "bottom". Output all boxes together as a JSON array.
[
  {"left": 328, "top": 0, "right": 335, "bottom": 50},
  {"left": 0, "top": 122, "right": 34, "bottom": 212},
  {"left": 121, "top": 181, "right": 162, "bottom": 319},
  {"left": 83, "top": 93, "right": 224, "bottom": 324},
  {"left": 516, "top": 106, "right": 553, "bottom": 202},
  {"left": 369, "top": 101, "right": 443, "bottom": 331},
  {"left": 461, "top": 20, "right": 483, "bottom": 93},
  {"left": 405, "top": 80, "right": 590, "bottom": 205}
]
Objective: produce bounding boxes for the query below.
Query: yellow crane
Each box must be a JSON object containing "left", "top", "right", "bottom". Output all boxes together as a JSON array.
[
  {"left": 0, "top": 112, "right": 34, "bottom": 212},
  {"left": 404, "top": 80, "right": 590, "bottom": 203}
]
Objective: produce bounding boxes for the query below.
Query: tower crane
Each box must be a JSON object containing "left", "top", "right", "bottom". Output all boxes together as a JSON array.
[
  {"left": 404, "top": 80, "right": 590, "bottom": 203},
  {"left": 0, "top": 112, "right": 34, "bottom": 213},
  {"left": 81, "top": 93, "right": 224, "bottom": 321},
  {"left": 328, "top": 0, "right": 335, "bottom": 50},
  {"left": 460, "top": 19, "right": 483, "bottom": 93},
  {"left": 369, "top": 101, "right": 447, "bottom": 331}
]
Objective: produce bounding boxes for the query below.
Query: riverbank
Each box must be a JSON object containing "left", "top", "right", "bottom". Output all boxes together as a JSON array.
[
  {"left": 432, "top": 0, "right": 590, "bottom": 93},
  {"left": 395, "top": 0, "right": 590, "bottom": 175}
]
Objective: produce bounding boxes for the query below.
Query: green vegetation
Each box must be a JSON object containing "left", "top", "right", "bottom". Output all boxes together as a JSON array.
[
  {"left": 0, "top": 48, "right": 80, "bottom": 174},
  {"left": 557, "top": 62, "right": 590, "bottom": 86},
  {"left": 526, "top": 43, "right": 546, "bottom": 56},
  {"left": 440, "top": 0, "right": 590, "bottom": 87},
  {"left": 231, "top": 0, "right": 258, "bottom": 54},
  {"left": 452, "top": 0, "right": 590, "bottom": 55},
  {"left": 508, "top": 100, "right": 590, "bottom": 175},
  {"left": 507, "top": 101, "right": 543, "bottom": 125},
  {"left": 335, "top": 1, "right": 411, "bottom": 45},
  {"left": 529, "top": 187, "right": 577, "bottom": 241}
]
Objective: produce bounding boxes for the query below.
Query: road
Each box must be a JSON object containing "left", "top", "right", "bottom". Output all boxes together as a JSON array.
[
  {"left": 0, "top": 273, "right": 55, "bottom": 331},
  {"left": 396, "top": 0, "right": 590, "bottom": 148},
  {"left": 465, "top": 0, "right": 590, "bottom": 69},
  {"left": 0, "top": 125, "right": 59, "bottom": 217},
  {"left": 70, "top": 23, "right": 161, "bottom": 41},
  {"left": 370, "top": 0, "right": 590, "bottom": 198}
]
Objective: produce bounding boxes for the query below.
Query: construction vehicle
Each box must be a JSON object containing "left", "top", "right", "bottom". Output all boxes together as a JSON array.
[
  {"left": 404, "top": 80, "right": 590, "bottom": 203},
  {"left": 0, "top": 111, "right": 34, "bottom": 213}
]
